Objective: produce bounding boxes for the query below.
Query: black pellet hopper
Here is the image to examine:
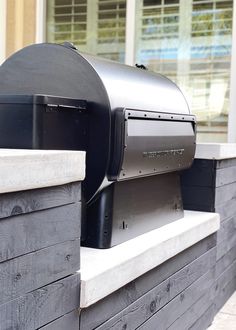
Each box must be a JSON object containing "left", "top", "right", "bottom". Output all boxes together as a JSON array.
[{"left": 0, "top": 43, "right": 196, "bottom": 248}]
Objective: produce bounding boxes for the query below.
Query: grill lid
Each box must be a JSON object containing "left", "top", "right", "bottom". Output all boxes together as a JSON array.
[{"left": 0, "top": 43, "right": 196, "bottom": 201}]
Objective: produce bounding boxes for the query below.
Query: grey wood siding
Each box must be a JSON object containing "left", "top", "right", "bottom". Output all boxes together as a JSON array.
[
  {"left": 80, "top": 234, "right": 216, "bottom": 330},
  {"left": 79, "top": 235, "right": 217, "bottom": 330},
  {"left": 181, "top": 158, "right": 236, "bottom": 321},
  {"left": 79, "top": 158, "right": 236, "bottom": 330},
  {"left": 0, "top": 182, "right": 81, "bottom": 330}
]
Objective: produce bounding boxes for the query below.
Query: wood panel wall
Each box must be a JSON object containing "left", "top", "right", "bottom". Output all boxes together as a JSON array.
[{"left": 0, "top": 182, "right": 81, "bottom": 330}]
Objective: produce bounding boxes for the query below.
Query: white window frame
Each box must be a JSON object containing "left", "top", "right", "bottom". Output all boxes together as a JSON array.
[
  {"left": 38, "top": 0, "right": 236, "bottom": 142},
  {"left": 125, "top": 0, "right": 136, "bottom": 65},
  {"left": 228, "top": 0, "right": 236, "bottom": 142},
  {"left": 36, "top": 0, "right": 46, "bottom": 44}
]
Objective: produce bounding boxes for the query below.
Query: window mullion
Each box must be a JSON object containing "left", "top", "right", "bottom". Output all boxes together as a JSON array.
[
  {"left": 125, "top": 0, "right": 136, "bottom": 65},
  {"left": 228, "top": 1, "right": 236, "bottom": 142}
]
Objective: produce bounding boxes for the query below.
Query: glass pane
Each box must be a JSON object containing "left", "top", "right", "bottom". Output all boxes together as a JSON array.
[
  {"left": 135, "top": 0, "right": 233, "bottom": 142},
  {"left": 46, "top": 0, "right": 126, "bottom": 63}
]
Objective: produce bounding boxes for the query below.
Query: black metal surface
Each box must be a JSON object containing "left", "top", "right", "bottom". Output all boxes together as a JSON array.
[
  {"left": 84, "top": 184, "right": 114, "bottom": 248},
  {"left": 0, "top": 94, "right": 87, "bottom": 150},
  {"left": 0, "top": 43, "right": 195, "bottom": 202},
  {"left": 0, "top": 43, "right": 197, "bottom": 248},
  {"left": 0, "top": 44, "right": 110, "bottom": 202},
  {"left": 83, "top": 173, "right": 183, "bottom": 248}
]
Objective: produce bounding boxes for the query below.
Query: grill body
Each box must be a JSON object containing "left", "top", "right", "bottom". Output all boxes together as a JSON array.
[{"left": 0, "top": 43, "right": 196, "bottom": 248}]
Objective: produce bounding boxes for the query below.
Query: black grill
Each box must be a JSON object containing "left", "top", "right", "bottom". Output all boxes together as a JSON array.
[{"left": 0, "top": 43, "right": 196, "bottom": 248}]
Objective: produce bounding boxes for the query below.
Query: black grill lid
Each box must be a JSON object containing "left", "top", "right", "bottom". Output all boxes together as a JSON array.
[{"left": 0, "top": 43, "right": 195, "bottom": 201}]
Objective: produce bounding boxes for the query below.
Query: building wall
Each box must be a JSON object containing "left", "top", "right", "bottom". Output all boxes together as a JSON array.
[{"left": 5, "top": 0, "right": 36, "bottom": 58}]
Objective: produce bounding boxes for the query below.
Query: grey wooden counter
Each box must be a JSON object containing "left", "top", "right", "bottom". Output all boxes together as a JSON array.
[
  {"left": 0, "top": 149, "right": 85, "bottom": 330},
  {"left": 181, "top": 143, "right": 236, "bottom": 327}
]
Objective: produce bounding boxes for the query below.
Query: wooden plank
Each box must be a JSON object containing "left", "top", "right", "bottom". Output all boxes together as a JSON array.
[
  {"left": 80, "top": 235, "right": 216, "bottom": 330},
  {"left": 167, "top": 293, "right": 212, "bottom": 330},
  {"left": 215, "top": 244, "right": 236, "bottom": 278},
  {"left": 215, "top": 198, "right": 236, "bottom": 222},
  {"left": 180, "top": 159, "right": 216, "bottom": 187},
  {"left": 216, "top": 165, "right": 236, "bottom": 187},
  {"left": 95, "top": 249, "right": 216, "bottom": 330},
  {"left": 215, "top": 181, "right": 236, "bottom": 206},
  {"left": 213, "top": 275, "right": 236, "bottom": 314},
  {"left": 0, "top": 274, "right": 80, "bottom": 330},
  {"left": 212, "top": 260, "right": 236, "bottom": 303},
  {"left": 0, "top": 203, "right": 81, "bottom": 263},
  {"left": 0, "top": 182, "right": 81, "bottom": 220},
  {"left": 216, "top": 231, "right": 236, "bottom": 260},
  {"left": 216, "top": 158, "right": 236, "bottom": 169},
  {"left": 216, "top": 215, "right": 236, "bottom": 243},
  {"left": 189, "top": 304, "right": 215, "bottom": 330},
  {"left": 39, "top": 310, "right": 79, "bottom": 330},
  {"left": 0, "top": 239, "right": 80, "bottom": 305},
  {"left": 137, "top": 269, "right": 215, "bottom": 330},
  {"left": 216, "top": 258, "right": 236, "bottom": 284}
]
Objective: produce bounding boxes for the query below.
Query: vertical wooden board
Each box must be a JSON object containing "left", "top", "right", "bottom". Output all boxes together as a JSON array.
[
  {"left": 0, "top": 202, "right": 81, "bottom": 263},
  {"left": 180, "top": 159, "right": 216, "bottom": 187},
  {"left": 137, "top": 269, "right": 215, "bottom": 330},
  {"left": 0, "top": 274, "right": 80, "bottom": 330},
  {"left": 80, "top": 235, "right": 216, "bottom": 330},
  {"left": 167, "top": 293, "right": 212, "bottom": 330},
  {"left": 189, "top": 304, "right": 215, "bottom": 330},
  {"left": 39, "top": 310, "right": 79, "bottom": 330},
  {"left": 216, "top": 166, "right": 236, "bottom": 187},
  {"left": 0, "top": 239, "right": 80, "bottom": 305},
  {"left": 95, "top": 249, "right": 216, "bottom": 330},
  {"left": 0, "top": 182, "right": 81, "bottom": 220}
]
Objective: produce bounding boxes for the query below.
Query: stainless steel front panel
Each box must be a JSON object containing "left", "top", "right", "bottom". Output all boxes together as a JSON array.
[
  {"left": 111, "top": 173, "right": 183, "bottom": 246},
  {"left": 118, "top": 111, "right": 195, "bottom": 180}
]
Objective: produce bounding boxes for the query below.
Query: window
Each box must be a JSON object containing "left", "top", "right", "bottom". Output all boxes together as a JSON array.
[
  {"left": 46, "top": 0, "right": 234, "bottom": 142},
  {"left": 135, "top": 0, "right": 233, "bottom": 142},
  {"left": 46, "top": 0, "right": 126, "bottom": 62},
  {"left": 47, "top": 0, "right": 87, "bottom": 46}
]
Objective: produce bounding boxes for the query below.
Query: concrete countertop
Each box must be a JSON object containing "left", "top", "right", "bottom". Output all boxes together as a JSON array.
[
  {"left": 0, "top": 149, "right": 86, "bottom": 193},
  {"left": 196, "top": 143, "right": 236, "bottom": 160},
  {"left": 80, "top": 210, "right": 220, "bottom": 308}
]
